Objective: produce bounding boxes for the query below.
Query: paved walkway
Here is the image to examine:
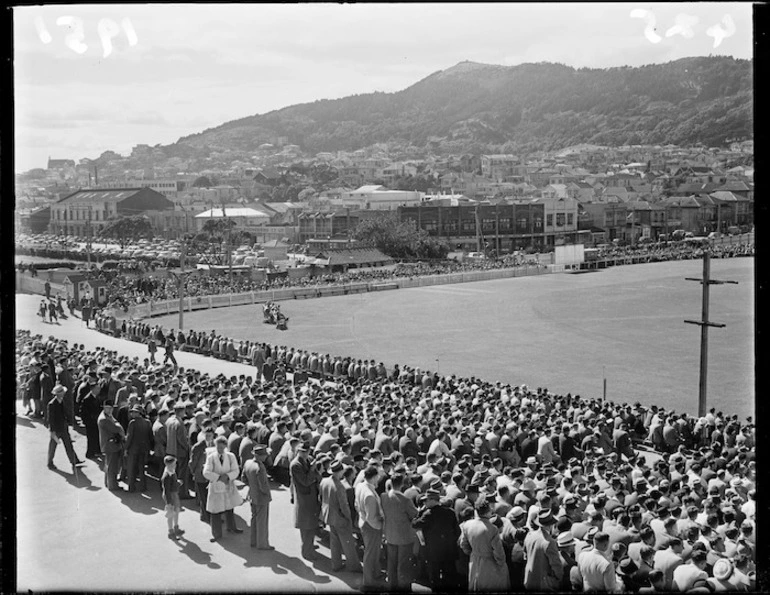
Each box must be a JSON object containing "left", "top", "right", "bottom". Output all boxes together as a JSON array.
[{"left": 14, "top": 294, "right": 361, "bottom": 592}]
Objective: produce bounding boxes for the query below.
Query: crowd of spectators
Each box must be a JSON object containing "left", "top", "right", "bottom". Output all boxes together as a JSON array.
[
  {"left": 18, "top": 317, "right": 757, "bottom": 592},
  {"left": 18, "top": 236, "right": 754, "bottom": 313},
  {"left": 63, "top": 255, "right": 545, "bottom": 310},
  {"left": 594, "top": 242, "right": 754, "bottom": 262}
]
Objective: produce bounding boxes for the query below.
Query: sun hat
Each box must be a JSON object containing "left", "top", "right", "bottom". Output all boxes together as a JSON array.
[{"left": 712, "top": 559, "right": 734, "bottom": 581}]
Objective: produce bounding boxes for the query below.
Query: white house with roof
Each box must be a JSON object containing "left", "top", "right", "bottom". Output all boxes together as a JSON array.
[
  {"left": 194, "top": 207, "right": 270, "bottom": 231},
  {"left": 340, "top": 185, "right": 422, "bottom": 211}
]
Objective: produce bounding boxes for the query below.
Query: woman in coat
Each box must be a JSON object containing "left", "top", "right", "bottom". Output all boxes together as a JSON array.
[
  {"left": 202, "top": 436, "right": 244, "bottom": 542},
  {"left": 459, "top": 496, "right": 510, "bottom": 592}
]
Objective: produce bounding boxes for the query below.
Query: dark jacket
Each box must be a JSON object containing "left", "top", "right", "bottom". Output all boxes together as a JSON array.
[
  {"left": 126, "top": 416, "right": 154, "bottom": 454},
  {"left": 47, "top": 398, "right": 71, "bottom": 433},
  {"left": 412, "top": 504, "right": 461, "bottom": 561}
]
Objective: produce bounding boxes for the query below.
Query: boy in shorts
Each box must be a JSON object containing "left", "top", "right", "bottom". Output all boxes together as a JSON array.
[{"left": 162, "top": 455, "right": 185, "bottom": 540}]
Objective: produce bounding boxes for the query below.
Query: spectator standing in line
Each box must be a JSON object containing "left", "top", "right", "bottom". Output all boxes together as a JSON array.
[
  {"left": 355, "top": 465, "right": 385, "bottom": 592},
  {"left": 151, "top": 408, "right": 169, "bottom": 478},
  {"left": 523, "top": 509, "right": 563, "bottom": 591},
  {"left": 165, "top": 401, "right": 193, "bottom": 499},
  {"left": 202, "top": 436, "right": 244, "bottom": 542},
  {"left": 124, "top": 405, "right": 154, "bottom": 492},
  {"left": 653, "top": 537, "right": 685, "bottom": 590},
  {"left": 320, "top": 460, "right": 362, "bottom": 572},
  {"left": 577, "top": 531, "right": 617, "bottom": 592},
  {"left": 190, "top": 426, "right": 215, "bottom": 524},
  {"left": 381, "top": 472, "right": 418, "bottom": 591},
  {"left": 241, "top": 444, "right": 274, "bottom": 550},
  {"left": 290, "top": 444, "right": 322, "bottom": 560},
  {"left": 39, "top": 363, "right": 54, "bottom": 426},
  {"left": 161, "top": 455, "right": 185, "bottom": 541},
  {"left": 80, "top": 377, "right": 102, "bottom": 459},
  {"left": 459, "top": 495, "right": 510, "bottom": 592},
  {"left": 97, "top": 399, "right": 125, "bottom": 491},
  {"left": 25, "top": 361, "right": 42, "bottom": 418}
]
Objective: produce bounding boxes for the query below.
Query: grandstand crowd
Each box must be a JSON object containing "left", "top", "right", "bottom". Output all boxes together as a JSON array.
[
  {"left": 18, "top": 308, "right": 757, "bottom": 592},
  {"left": 594, "top": 242, "right": 754, "bottom": 262}
]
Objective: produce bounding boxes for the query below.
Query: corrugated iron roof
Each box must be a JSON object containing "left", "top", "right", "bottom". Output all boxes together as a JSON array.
[
  {"left": 57, "top": 188, "right": 146, "bottom": 204},
  {"left": 195, "top": 208, "right": 270, "bottom": 218}
]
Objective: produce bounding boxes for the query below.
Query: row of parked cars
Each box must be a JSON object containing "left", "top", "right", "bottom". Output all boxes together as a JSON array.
[{"left": 16, "top": 233, "right": 276, "bottom": 268}]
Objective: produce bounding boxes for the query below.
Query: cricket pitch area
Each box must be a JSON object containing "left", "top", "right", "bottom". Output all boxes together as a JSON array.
[{"left": 152, "top": 258, "right": 754, "bottom": 419}]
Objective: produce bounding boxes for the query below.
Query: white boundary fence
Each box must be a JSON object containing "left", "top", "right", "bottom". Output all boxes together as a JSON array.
[
  {"left": 126, "top": 263, "right": 551, "bottom": 320},
  {"left": 15, "top": 273, "right": 65, "bottom": 296}
]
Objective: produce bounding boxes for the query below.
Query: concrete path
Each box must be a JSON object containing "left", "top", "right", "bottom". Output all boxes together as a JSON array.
[{"left": 14, "top": 294, "right": 361, "bottom": 592}]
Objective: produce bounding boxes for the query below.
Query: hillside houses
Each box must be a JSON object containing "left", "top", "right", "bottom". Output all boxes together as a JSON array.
[{"left": 18, "top": 141, "right": 753, "bottom": 250}]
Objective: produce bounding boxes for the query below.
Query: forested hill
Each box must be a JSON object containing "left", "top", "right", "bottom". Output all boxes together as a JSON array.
[{"left": 169, "top": 56, "right": 752, "bottom": 156}]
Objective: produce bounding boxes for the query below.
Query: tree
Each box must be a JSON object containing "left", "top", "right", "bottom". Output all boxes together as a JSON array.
[
  {"left": 190, "top": 218, "right": 251, "bottom": 265},
  {"left": 99, "top": 215, "right": 154, "bottom": 249},
  {"left": 353, "top": 214, "right": 449, "bottom": 260},
  {"left": 297, "top": 186, "right": 317, "bottom": 201},
  {"left": 193, "top": 176, "right": 212, "bottom": 188}
]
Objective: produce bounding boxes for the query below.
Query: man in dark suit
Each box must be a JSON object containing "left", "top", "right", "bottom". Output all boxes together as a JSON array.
[
  {"left": 320, "top": 461, "right": 362, "bottom": 572},
  {"left": 190, "top": 426, "right": 215, "bottom": 523},
  {"left": 39, "top": 363, "right": 54, "bottom": 426},
  {"left": 241, "top": 444, "right": 274, "bottom": 550},
  {"left": 46, "top": 384, "right": 84, "bottom": 472},
  {"left": 125, "top": 405, "right": 154, "bottom": 492},
  {"left": 98, "top": 399, "right": 126, "bottom": 490},
  {"left": 55, "top": 360, "right": 76, "bottom": 425},
  {"left": 381, "top": 472, "right": 418, "bottom": 592},
  {"left": 80, "top": 377, "right": 102, "bottom": 459},
  {"left": 290, "top": 444, "right": 322, "bottom": 560},
  {"left": 412, "top": 489, "right": 461, "bottom": 593},
  {"left": 151, "top": 408, "right": 170, "bottom": 478},
  {"left": 166, "top": 401, "right": 193, "bottom": 498}
]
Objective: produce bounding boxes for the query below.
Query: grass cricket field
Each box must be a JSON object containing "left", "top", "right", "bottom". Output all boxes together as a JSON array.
[{"left": 153, "top": 258, "right": 754, "bottom": 420}]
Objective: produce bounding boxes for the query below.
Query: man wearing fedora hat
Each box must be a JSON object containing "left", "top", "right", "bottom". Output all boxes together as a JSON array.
[
  {"left": 290, "top": 443, "right": 322, "bottom": 560},
  {"left": 523, "top": 508, "right": 563, "bottom": 591},
  {"left": 459, "top": 495, "right": 510, "bottom": 591},
  {"left": 125, "top": 405, "right": 154, "bottom": 493},
  {"left": 412, "top": 488, "right": 460, "bottom": 592},
  {"left": 241, "top": 444, "right": 274, "bottom": 550},
  {"left": 46, "top": 383, "right": 84, "bottom": 472},
  {"left": 320, "top": 460, "right": 361, "bottom": 572},
  {"left": 79, "top": 376, "right": 103, "bottom": 459},
  {"left": 616, "top": 556, "right": 648, "bottom": 592}
]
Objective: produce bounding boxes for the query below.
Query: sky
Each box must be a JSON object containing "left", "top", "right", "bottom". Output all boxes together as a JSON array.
[{"left": 14, "top": 3, "right": 753, "bottom": 173}]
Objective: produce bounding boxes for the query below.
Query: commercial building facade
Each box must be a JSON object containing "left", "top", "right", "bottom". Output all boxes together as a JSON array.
[
  {"left": 49, "top": 188, "right": 174, "bottom": 236},
  {"left": 398, "top": 201, "right": 583, "bottom": 253}
]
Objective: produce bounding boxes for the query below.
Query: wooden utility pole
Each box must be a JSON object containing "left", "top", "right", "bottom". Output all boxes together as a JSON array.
[
  {"left": 684, "top": 253, "right": 738, "bottom": 416},
  {"left": 178, "top": 240, "right": 186, "bottom": 331}
]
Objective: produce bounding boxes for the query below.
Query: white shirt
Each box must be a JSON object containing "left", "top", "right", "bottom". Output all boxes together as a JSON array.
[{"left": 673, "top": 563, "right": 708, "bottom": 591}]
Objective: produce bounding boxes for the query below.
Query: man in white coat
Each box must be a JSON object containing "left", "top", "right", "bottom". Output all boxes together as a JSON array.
[{"left": 203, "top": 435, "right": 244, "bottom": 542}]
